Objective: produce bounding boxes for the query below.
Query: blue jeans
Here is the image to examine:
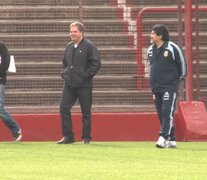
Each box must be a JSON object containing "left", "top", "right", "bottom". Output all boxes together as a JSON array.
[{"left": 0, "top": 84, "right": 20, "bottom": 134}]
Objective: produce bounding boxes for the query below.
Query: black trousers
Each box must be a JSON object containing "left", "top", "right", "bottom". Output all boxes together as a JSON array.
[
  {"left": 153, "top": 91, "right": 177, "bottom": 141},
  {"left": 60, "top": 85, "right": 92, "bottom": 140}
]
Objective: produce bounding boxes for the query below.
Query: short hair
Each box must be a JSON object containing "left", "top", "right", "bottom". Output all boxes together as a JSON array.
[
  {"left": 152, "top": 24, "right": 169, "bottom": 42},
  {"left": 70, "top": 21, "right": 85, "bottom": 33}
]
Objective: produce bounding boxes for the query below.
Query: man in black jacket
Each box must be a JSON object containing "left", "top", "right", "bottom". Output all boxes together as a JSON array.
[
  {"left": 0, "top": 41, "right": 22, "bottom": 141},
  {"left": 58, "top": 21, "right": 101, "bottom": 144},
  {"left": 147, "top": 24, "right": 187, "bottom": 148}
]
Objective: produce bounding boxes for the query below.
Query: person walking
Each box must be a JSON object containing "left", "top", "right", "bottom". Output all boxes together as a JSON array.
[
  {"left": 58, "top": 21, "right": 101, "bottom": 144},
  {"left": 147, "top": 24, "right": 187, "bottom": 148},
  {"left": 0, "top": 41, "right": 22, "bottom": 142}
]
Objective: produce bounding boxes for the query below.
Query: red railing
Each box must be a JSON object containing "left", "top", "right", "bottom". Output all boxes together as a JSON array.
[{"left": 136, "top": 6, "right": 207, "bottom": 101}]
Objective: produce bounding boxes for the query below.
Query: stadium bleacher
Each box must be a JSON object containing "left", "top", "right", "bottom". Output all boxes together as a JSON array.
[{"left": 0, "top": 0, "right": 206, "bottom": 114}]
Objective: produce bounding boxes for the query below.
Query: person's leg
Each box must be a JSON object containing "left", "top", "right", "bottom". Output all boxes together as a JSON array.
[
  {"left": 0, "top": 84, "right": 21, "bottom": 136},
  {"left": 59, "top": 85, "right": 77, "bottom": 141},
  {"left": 154, "top": 92, "right": 167, "bottom": 148},
  {"left": 168, "top": 93, "right": 177, "bottom": 142},
  {"left": 154, "top": 92, "right": 163, "bottom": 126},
  {"left": 161, "top": 91, "right": 177, "bottom": 140},
  {"left": 78, "top": 87, "right": 92, "bottom": 142}
]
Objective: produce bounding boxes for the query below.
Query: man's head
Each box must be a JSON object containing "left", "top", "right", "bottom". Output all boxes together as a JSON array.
[
  {"left": 150, "top": 24, "right": 169, "bottom": 45},
  {"left": 70, "top": 21, "right": 85, "bottom": 44}
]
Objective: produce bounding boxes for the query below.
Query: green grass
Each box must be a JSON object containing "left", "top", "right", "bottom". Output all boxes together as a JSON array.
[{"left": 0, "top": 142, "right": 207, "bottom": 179}]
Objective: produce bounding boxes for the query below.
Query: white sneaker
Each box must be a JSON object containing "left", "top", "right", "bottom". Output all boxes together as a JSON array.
[
  {"left": 156, "top": 136, "right": 166, "bottom": 148},
  {"left": 166, "top": 141, "right": 177, "bottom": 148}
]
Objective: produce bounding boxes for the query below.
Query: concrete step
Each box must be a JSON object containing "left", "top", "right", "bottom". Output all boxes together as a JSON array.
[
  {"left": 193, "top": 61, "right": 207, "bottom": 74},
  {"left": 6, "top": 75, "right": 138, "bottom": 90},
  {"left": 9, "top": 48, "right": 137, "bottom": 62},
  {"left": 13, "top": 61, "right": 137, "bottom": 76},
  {"left": 5, "top": 89, "right": 153, "bottom": 106},
  {"left": 1, "top": 33, "right": 134, "bottom": 49},
  {"left": 0, "top": 0, "right": 114, "bottom": 6},
  {"left": 0, "top": 20, "right": 128, "bottom": 33},
  {"left": 0, "top": 6, "right": 123, "bottom": 20},
  {"left": 12, "top": 60, "right": 207, "bottom": 77}
]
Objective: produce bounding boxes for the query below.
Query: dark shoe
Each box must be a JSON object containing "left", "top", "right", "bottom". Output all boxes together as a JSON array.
[
  {"left": 13, "top": 131, "right": 22, "bottom": 142},
  {"left": 82, "top": 139, "right": 90, "bottom": 144},
  {"left": 57, "top": 137, "right": 75, "bottom": 144}
]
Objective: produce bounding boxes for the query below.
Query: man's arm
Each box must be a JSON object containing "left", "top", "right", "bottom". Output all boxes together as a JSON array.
[
  {"left": 0, "top": 42, "right": 10, "bottom": 74},
  {"left": 86, "top": 43, "right": 101, "bottom": 78}
]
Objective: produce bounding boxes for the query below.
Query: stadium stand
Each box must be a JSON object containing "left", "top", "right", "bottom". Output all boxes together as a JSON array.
[
  {"left": 0, "top": 0, "right": 150, "bottom": 113},
  {"left": 0, "top": 0, "right": 206, "bottom": 114}
]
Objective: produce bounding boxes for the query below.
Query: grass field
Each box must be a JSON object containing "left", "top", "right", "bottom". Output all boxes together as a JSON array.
[{"left": 0, "top": 142, "right": 207, "bottom": 179}]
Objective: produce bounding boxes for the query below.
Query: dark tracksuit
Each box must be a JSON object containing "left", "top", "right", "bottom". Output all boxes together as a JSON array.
[
  {"left": 60, "top": 38, "right": 101, "bottom": 141},
  {"left": 147, "top": 41, "right": 187, "bottom": 140}
]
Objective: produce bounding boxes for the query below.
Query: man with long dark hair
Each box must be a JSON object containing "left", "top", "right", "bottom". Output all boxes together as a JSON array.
[{"left": 147, "top": 24, "right": 187, "bottom": 148}]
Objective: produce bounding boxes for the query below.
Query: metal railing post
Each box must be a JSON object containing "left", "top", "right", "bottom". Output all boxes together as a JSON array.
[
  {"left": 185, "top": 0, "right": 193, "bottom": 101},
  {"left": 195, "top": 0, "right": 200, "bottom": 99},
  {"left": 178, "top": 0, "right": 184, "bottom": 100}
]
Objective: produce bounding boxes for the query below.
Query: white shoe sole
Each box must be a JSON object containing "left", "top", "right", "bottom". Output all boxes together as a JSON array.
[
  {"left": 156, "top": 136, "right": 166, "bottom": 148},
  {"left": 14, "top": 134, "right": 22, "bottom": 142},
  {"left": 156, "top": 143, "right": 166, "bottom": 148}
]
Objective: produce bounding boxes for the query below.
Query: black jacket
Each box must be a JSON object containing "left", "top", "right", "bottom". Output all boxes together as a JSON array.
[
  {"left": 0, "top": 41, "right": 10, "bottom": 85},
  {"left": 147, "top": 41, "right": 187, "bottom": 93},
  {"left": 61, "top": 38, "right": 101, "bottom": 87}
]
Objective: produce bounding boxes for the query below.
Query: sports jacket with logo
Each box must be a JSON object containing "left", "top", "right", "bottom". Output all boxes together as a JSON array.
[{"left": 147, "top": 41, "right": 187, "bottom": 93}]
